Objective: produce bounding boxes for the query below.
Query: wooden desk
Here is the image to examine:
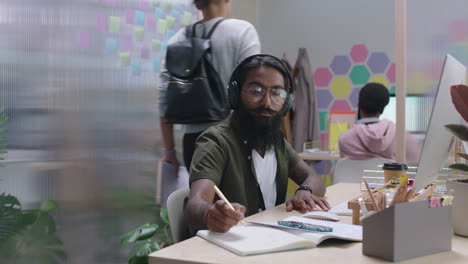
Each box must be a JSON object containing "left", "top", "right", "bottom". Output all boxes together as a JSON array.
[
  {"left": 149, "top": 183, "right": 468, "bottom": 264},
  {"left": 298, "top": 152, "right": 340, "bottom": 161}
]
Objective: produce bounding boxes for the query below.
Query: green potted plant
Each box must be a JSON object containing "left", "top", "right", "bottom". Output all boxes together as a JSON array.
[{"left": 445, "top": 84, "right": 468, "bottom": 237}]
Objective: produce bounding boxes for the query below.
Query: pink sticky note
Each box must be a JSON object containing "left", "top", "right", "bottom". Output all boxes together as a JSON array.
[
  {"left": 121, "top": 33, "right": 133, "bottom": 51},
  {"left": 78, "top": 30, "right": 90, "bottom": 48},
  {"left": 105, "top": 0, "right": 117, "bottom": 8},
  {"left": 145, "top": 14, "right": 155, "bottom": 31},
  {"left": 141, "top": 46, "right": 150, "bottom": 59},
  {"left": 125, "top": 10, "right": 135, "bottom": 24},
  {"left": 140, "top": 0, "right": 151, "bottom": 10},
  {"left": 96, "top": 13, "right": 108, "bottom": 31}
]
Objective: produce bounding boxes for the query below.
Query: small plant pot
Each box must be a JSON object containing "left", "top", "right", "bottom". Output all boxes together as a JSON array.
[{"left": 447, "top": 177, "right": 468, "bottom": 237}]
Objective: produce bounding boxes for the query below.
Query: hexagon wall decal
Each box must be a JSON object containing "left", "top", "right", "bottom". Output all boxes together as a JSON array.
[
  {"left": 313, "top": 67, "right": 333, "bottom": 87},
  {"left": 330, "top": 55, "right": 352, "bottom": 75},
  {"left": 330, "top": 76, "right": 352, "bottom": 98},
  {"left": 330, "top": 99, "right": 351, "bottom": 111},
  {"left": 315, "top": 89, "right": 334, "bottom": 109},
  {"left": 407, "top": 72, "right": 432, "bottom": 94},
  {"left": 386, "top": 63, "right": 396, "bottom": 83},
  {"left": 369, "top": 75, "right": 390, "bottom": 89},
  {"left": 350, "top": 44, "right": 369, "bottom": 63},
  {"left": 349, "top": 65, "right": 370, "bottom": 85},
  {"left": 349, "top": 87, "right": 361, "bottom": 108},
  {"left": 367, "top": 52, "right": 390, "bottom": 74}
]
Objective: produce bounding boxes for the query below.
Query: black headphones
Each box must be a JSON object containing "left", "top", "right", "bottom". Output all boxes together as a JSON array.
[{"left": 227, "top": 54, "right": 295, "bottom": 116}]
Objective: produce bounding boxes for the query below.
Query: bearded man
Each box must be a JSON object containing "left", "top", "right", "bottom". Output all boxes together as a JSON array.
[{"left": 185, "top": 54, "right": 330, "bottom": 234}]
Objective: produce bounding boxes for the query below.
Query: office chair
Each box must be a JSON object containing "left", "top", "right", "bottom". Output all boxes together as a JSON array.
[
  {"left": 167, "top": 188, "right": 190, "bottom": 243},
  {"left": 332, "top": 157, "right": 394, "bottom": 184}
]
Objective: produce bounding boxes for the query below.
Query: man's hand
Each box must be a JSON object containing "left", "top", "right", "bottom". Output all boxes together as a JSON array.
[
  {"left": 285, "top": 190, "right": 331, "bottom": 213},
  {"left": 162, "top": 150, "right": 179, "bottom": 176},
  {"left": 205, "top": 200, "right": 246, "bottom": 233}
]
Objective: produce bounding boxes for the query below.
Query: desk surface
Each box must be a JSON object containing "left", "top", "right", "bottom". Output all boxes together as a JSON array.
[
  {"left": 298, "top": 152, "right": 340, "bottom": 160},
  {"left": 149, "top": 183, "right": 468, "bottom": 264}
]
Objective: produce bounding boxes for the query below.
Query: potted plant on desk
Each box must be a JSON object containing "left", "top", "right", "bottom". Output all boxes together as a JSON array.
[{"left": 445, "top": 84, "right": 468, "bottom": 237}]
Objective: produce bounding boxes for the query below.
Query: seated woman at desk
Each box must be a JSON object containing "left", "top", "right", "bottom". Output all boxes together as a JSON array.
[{"left": 338, "top": 82, "right": 420, "bottom": 163}]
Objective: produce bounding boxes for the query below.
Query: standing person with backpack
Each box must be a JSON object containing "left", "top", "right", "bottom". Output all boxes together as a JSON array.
[{"left": 158, "top": 0, "right": 261, "bottom": 172}]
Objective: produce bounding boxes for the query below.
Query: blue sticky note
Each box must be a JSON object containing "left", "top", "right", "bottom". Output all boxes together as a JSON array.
[
  {"left": 105, "top": 38, "right": 118, "bottom": 53},
  {"left": 160, "top": 42, "right": 168, "bottom": 54},
  {"left": 152, "top": 58, "right": 161, "bottom": 72},
  {"left": 135, "top": 10, "right": 145, "bottom": 26},
  {"left": 171, "top": 10, "right": 181, "bottom": 18},
  {"left": 131, "top": 61, "right": 141, "bottom": 76},
  {"left": 167, "top": 29, "right": 175, "bottom": 38},
  {"left": 155, "top": 8, "right": 164, "bottom": 20}
]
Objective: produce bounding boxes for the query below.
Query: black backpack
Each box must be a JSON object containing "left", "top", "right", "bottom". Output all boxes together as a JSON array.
[{"left": 163, "top": 19, "right": 229, "bottom": 124}]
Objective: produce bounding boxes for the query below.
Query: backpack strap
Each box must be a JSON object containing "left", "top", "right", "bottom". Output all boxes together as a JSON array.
[{"left": 204, "top": 18, "right": 226, "bottom": 39}]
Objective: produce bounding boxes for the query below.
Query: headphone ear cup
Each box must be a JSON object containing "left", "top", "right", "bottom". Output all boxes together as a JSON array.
[
  {"left": 280, "top": 94, "right": 294, "bottom": 116},
  {"left": 228, "top": 81, "right": 239, "bottom": 110}
]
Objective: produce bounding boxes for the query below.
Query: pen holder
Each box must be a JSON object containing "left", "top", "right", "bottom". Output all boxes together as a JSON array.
[{"left": 362, "top": 200, "right": 452, "bottom": 262}]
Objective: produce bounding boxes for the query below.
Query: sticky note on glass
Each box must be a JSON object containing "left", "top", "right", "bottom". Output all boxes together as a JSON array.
[
  {"left": 166, "top": 15, "right": 175, "bottom": 29},
  {"left": 152, "top": 58, "right": 161, "bottom": 72},
  {"left": 105, "top": 38, "right": 118, "bottom": 53},
  {"left": 96, "top": 13, "right": 108, "bottom": 31},
  {"left": 150, "top": 0, "right": 159, "bottom": 8},
  {"left": 131, "top": 61, "right": 141, "bottom": 76},
  {"left": 329, "top": 123, "right": 348, "bottom": 151},
  {"left": 182, "top": 11, "right": 192, "bottom": 26},
  {"left": 119, "top": 52, "right": 131, "bottom": 67},
  {"left": 134, "top": 27, "right": 144, "bottom": 42},
  {"left": 78, "top": 30, "right": 90, "bottom": 48},
  {"left": 125, "top": 10, "right": 135, "bottom": 24},
  {"left": 105, "top": 0, "right": 117, "bottom": 8},
  {"left": 157, "top": 19, "right": 167, "bottom": 34},
  {"left": 135, "top": 11, "right": 145, "bottom": 26},
  {"left": 155, "top": 8, "right": 164, "bottom": 20},
  {"left": 145, "top": 14, "right": 156, "bottom": 31},
  {"left": 141, "top": 46, "right": 150, "bottom": 59},
  {"left": 140, "top": 0, "right": 150, "bottom": 10},
  {"left": 160, "top": 42, "right": 168, "bottom": 54},
  {"left": 152, "top": 39, "right": 161, "bottom": 51},
  {"left": 167, "top": 29, "right": 175, "bottom": 39},
  {"left": 171, "top": 10, "right": 181, "bottom": 18},
  {"left": 161, "top": 1, "right": 171, "bottom": 10},
  {"left": 109, "top": 16, "right": 121, "bottom": 33},
  {"left": 121, "top": 34, "right": 133, "bottom": 51}
]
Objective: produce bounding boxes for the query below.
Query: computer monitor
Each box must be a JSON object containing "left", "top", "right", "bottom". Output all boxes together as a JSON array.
[
  {"left": 413, "top": 54, "right": 466, "bottom": 192},
  {"left": 380, "top": 95, "right": 428, "bottom": 133}
]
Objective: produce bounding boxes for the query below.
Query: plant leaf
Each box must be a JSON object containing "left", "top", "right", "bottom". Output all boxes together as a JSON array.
[
  {"left": 40, "top": 200, "right": 59, "bottom": 212},
  {"left": 160, "top": 207, "right": 169, "bottom": 225},
  {"left": 451, "top": 84, "right": 468, "bottom": 123},
  {"left": 128, "top": 241, "right": 160, "bottom": 264},
  {"left": 444, "top": 124, "right": 468, "bottom": 141},
  {"left": 449, "top": 163, "right": 468, "bottom": 172},
  {"left": 120, "top": 223, "right": 159, "bottom": 244}
]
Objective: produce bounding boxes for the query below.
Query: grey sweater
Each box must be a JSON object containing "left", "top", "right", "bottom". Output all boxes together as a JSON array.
[{"left": 158, "top": 17, "right": 261, "bottom": 133}]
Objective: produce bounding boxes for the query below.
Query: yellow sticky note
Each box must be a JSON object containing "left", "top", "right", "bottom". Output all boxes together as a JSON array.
[
  {"left": 134, "top": 27, "right": 144, "bottom": 42},
  {"left": 182, "top": 11, "right": 192, "bottom": 26},
  {"left": 152, "top": 39, "right": 161, "bottom": 51},
  {"left": 109, "top": 16, "right": 121, "bottom": 33},
  {"left": 329, "top": 123, "right": 348, "bottom": 151},
  {"left": 119, "top": 52, "right": 131, "bottom": 67},
  {"left": 162, "top": 1, "right": 171, "bottom": 10},
  {"left": 166, "top": 15, "right": 175, "bottom": 29},
  {"left": 157, "top": 19, "right": 167, "bottom": 34}
]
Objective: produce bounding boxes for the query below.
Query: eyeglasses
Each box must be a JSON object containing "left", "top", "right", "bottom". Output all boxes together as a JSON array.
[{"left": 242, "top": 86, "right": 288, "bottom": 105}]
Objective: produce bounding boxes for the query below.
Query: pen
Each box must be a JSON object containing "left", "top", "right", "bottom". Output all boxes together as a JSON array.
[
  {"left": 213, "top": 185, "right": 245, "bottom": 225},
  {"left": 277, "top": 220, "right": 333, "bottom": 232}
]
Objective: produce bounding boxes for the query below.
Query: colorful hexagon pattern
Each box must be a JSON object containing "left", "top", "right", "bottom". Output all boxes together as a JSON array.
[
  {"left": 369, "top": 75, "right": 390, "bottom": 89},
  {"left": 313, "top": 68, "right": 333, "bottom": 87},
  {"left": 386, "top": 63, "right": 396, "bottom": 83},
  {"left": 330, "top": 55, "right": 352, "bottom": 75},
  {"left": 316, "top": 89, "right": 334, "bottom": 109},
  {"left": 350, "top": 44, "right": 368, "bottom": 63},
  {"left": 349, "top": 87, "right": 361, "bottom": 108},
  {"left": 367, "top": 52, "right": 390, "bottom": 74},
  {"left": 330, "top": 99, "right": 351, "bottom": 111},
  {"left": 349, "top": 65, "right": 370, "bottom": 85},
  {"left": 330, "top": 76, "right": 352, "bottom": 98}
]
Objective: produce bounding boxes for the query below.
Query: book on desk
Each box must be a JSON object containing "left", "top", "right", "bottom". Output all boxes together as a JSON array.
[{"left": 197, "top": 215, "right": 362, "bottom": 256}]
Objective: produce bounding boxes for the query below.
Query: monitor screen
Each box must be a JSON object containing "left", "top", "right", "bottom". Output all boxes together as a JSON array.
[
  {"left": 413, "top": 54, "right": 466, "bottom": 192},
  {"left": 380, "top": 95, "right": 429, "bottom": 133}
]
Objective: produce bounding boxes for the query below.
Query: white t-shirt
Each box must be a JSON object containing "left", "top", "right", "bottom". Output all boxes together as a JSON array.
[
  {"left": 158, "top": 17, "right": 261, "bottom": 133},
  {"left": 252, "top": 148, "right": 277, "bottom": 209}
]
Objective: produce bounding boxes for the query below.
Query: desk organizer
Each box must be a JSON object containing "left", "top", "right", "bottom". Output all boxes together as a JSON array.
[{"left": 362, "top": 200, "right": 452, "bottom": 262}]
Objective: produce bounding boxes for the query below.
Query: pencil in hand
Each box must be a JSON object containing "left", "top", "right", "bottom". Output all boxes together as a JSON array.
[{"left": 213, "top": 185, "right": 245, "bottom": 225}]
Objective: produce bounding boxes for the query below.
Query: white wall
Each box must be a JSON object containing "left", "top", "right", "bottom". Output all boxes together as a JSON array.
[
  {"left": 231, "top": 0, "right": 257, "bottom": 26},
  {"left": 256, "top": 0, "right": 395, "bottom": 67}
]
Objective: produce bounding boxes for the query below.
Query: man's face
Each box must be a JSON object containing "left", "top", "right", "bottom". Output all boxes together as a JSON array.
[{"left": 239, "top": 65, "right": 287, "bottom": 119}]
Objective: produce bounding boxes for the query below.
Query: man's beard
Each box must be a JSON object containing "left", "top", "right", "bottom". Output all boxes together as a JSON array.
[{"left": 237, "top": 104, "right": 284, "bottom": 153}]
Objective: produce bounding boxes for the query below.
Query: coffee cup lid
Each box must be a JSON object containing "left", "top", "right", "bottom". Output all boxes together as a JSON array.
[{"left": 383, "top": 163, "right": 408, "bottom": 171}]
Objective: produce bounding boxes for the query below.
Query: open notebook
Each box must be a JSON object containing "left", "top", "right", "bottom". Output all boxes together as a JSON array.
[{"left": 197, "top": 216, "right": 362, "bottom": 256}]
